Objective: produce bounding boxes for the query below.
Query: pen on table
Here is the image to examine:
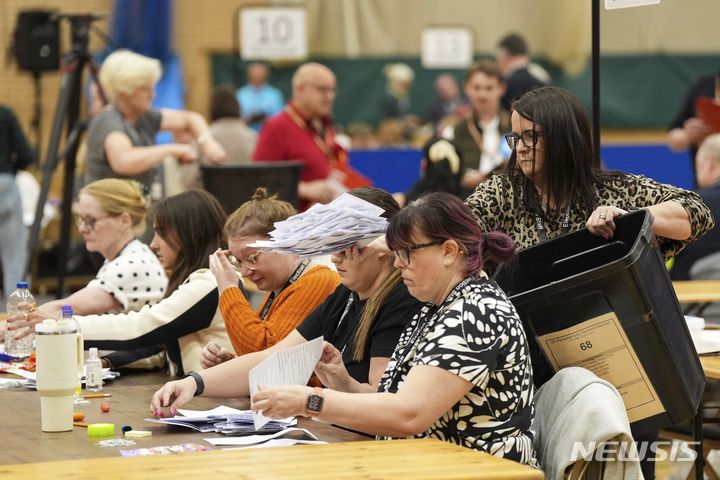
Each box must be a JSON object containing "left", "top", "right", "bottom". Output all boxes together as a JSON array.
[
  {"left": 81, "top": 393, "right": 111, "bottom": 399},
  {"left": 73, "top": 422, "right": 88, "bottom": 428}
]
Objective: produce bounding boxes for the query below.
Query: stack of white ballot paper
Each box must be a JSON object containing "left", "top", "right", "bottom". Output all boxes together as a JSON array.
[
  {"left": 145, "top": 405, "right": 296, "bottom": 434},
  {"left": 247, "top": 193, "right": 388, "bottom": 256},
  {"left": 145, "top": 337, "right": 325, "bottom": 442}
]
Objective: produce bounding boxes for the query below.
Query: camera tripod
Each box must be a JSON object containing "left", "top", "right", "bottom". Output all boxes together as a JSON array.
[{"left": 25, "top": 14, "right": 108, "bottom": 297}]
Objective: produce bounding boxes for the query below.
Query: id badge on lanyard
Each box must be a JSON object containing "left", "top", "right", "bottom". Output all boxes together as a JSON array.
[{"left": 535, "top": 207, "right": 572, "bottom": 242}]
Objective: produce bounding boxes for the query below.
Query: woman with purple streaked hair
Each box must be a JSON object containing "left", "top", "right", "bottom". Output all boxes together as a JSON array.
[{"left": 250, "top": 192, "right": 538, "bottom": 466}]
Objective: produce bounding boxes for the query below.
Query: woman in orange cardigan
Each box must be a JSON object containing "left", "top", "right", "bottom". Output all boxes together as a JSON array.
[{"left": 209, "top": 188, "right": 340, "bottom": 356}]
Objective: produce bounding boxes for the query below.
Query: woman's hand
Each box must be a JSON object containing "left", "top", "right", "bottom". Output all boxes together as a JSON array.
[
  {"left": 150, "top": 376, "right": 197, "bottom": 417},
  {"left": 314, "top": 341, "right": 352, "bottom": 391},
  {"left": 175, "top": 144, "right": 199, "bottom": 164},
  {"left": 209, "top": 248, "right": 241, "bottom": 293},
  {"left": 251, "top": 385, "right": 313, "bottom": 419},
  {"left": 6, "top": 303, "right": 55, "bottom": 339},
  {"left": 683, "top": 117, "right": 712, "bottom": 147},
  {"left": 363, "top": 235, "right": 391, "bottom": 256},
  {"left": 201, "top": 138, "right": 227, "bottom": 164},
  {"left": 201, "top": 341, "right": 235, "bottom": 369},
  {"left": 586, "top": 205, "right": 628, "bottom": 240}
]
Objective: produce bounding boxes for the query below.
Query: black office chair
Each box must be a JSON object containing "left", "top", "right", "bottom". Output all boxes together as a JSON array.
[{"left": 200, "top": 161, "right": 303, "bottom": 213}]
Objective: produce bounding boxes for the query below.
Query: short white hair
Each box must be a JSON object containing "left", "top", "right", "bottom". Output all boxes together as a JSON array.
[
  {"left": 384, "top": 63, "right": 414, "bottom": 83},
  {"left": 99, "top": 50, "right": 162, "bottom": 102},
  {"left": 699, "top": 133, "right": 720, "bottom": 165}
]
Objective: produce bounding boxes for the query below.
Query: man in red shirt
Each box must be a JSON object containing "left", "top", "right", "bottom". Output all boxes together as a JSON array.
[{"left": 253, "top": 63, "right": 342, "bottom": 210}]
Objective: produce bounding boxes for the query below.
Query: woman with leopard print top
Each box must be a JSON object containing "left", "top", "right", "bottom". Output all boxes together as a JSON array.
[
  {"left": 251, "top": 192, "right": 539, "bottom": 467},
  {"left": 466, "top": 86, "right": 713, "bottom": 480},
  {"left": 466, "top": 86, "right": 714, "bottom": 276}
]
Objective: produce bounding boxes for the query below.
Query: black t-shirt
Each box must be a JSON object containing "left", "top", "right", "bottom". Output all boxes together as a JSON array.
[{"left": 296, "top": 281, "right": 423, "bottom": 384}]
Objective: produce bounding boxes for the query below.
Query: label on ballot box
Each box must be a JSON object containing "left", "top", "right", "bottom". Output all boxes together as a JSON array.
[{"left": 538, "top": 311, "right": 666, "bottom": 423}]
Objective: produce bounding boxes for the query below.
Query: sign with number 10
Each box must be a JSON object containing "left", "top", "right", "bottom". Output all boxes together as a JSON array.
[{"left": 240, "top": 7, "right": 307, "bottom": 60}]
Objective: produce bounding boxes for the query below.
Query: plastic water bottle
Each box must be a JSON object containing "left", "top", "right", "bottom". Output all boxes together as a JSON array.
[
  {"left": 85, "top": 347, "right": 103, "bottom": 392},
  {"left": 5, "top": 281, "right": 36, "bottom": 356},
  {"left": 58, "top": 305, "right": 84, "bottom": 397}
]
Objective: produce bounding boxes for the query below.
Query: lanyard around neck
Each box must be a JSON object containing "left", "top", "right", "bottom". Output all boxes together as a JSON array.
[
  {"left": 534, "top": 207, "right": 572, "bottom": 242},
  {"left": 258, "top": 259, "right": 310, "bottom": 320},
  {"left": 285, "top": 104, "right": 337, "bottom": 161},
  {"left": 386, "top": 277, "right": 475, "bottom": 386},
  {"left": 334, "top": 293, "right": 356, "bottom": 356}
]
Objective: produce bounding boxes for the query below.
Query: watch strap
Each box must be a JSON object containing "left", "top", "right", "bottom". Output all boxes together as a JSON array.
[
  {"left": 306, "top": 387, "right": 324, "bottom": 417},
  {"left": 185, "top": 371, "right": 205, "bottom": 397}
]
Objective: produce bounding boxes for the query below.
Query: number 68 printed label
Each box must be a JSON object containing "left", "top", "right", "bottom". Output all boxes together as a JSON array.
[{"left": 538, "top": 312, "right": 665, "bottom": 423}]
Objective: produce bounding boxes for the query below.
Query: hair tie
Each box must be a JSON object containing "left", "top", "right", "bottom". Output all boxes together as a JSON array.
[{"left": 482, "top": 233, "right": 489, "bottom": 250}]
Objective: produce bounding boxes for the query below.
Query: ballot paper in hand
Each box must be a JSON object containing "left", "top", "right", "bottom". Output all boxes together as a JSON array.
[
  {"left": 249, "top": 336, "right": 324, "bottom": 430},
  {"left": 247, "top": 193, "right": 388, "bottom": 257}
]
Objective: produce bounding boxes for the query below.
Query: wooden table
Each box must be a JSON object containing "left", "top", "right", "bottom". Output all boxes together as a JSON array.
[
  {"left": 673, "top": 280, "right": 720, "bottom": 317},
  {"left": 0, "top": 371, "right": 542, "bottom": 479},
  {"left": 0, "top": 438, "right": 543, "bottom": 480},
  {"left": 674, "top": 280, "right": 720, "bottom": 304},
  {"left": 0, "top": 371, "right": 363, "bottom": 465},
  {"left": 701, "top": 355, "right": 720, "bottom": 381}
]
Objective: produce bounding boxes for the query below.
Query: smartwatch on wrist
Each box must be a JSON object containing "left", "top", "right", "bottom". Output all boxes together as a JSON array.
[
  {"left": 184, "top": 371, "right": 205, "bottom": 397},
  {"left": 305, "top": 387, "right": 324, "bottom": 417}
]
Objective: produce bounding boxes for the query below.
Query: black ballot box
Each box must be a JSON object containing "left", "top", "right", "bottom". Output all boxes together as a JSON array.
[{"left": 494, "top": 209, "right": 704, "bottom": 436}]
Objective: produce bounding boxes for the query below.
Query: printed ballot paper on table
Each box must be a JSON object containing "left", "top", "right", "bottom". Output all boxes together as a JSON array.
[
  {"left": 249, "top": 336, "right": 324, "bottom": 430},
  {"left": 248, "top": 193, "right": 388, "bottom": 257}
]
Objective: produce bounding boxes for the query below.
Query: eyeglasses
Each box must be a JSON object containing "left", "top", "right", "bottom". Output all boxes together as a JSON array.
[
  {"left": 228, "top": 250, "right": 263, "bottom": 271},
  {"left": 309, "top": 83, "right": 336, "bottom": 96},
  {"left": 392, "top": 240, "right": 445, "bottom": 267},
  {"left": 504, "top": 130, "right": 542, "bottom": 150},
  {"left": 74, "top": 214, "right": 112, "bottom": 231}
]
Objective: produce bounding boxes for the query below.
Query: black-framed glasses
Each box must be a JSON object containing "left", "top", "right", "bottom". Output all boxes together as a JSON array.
[
  {"left": 392, "top": 240, "right": 445, "bottom": 266},
  {"left": 504, "top": 129, "right": 541, "bottom": 150},
  {"left": 74, "top": 214, "right": 112, "bottom": 231}
]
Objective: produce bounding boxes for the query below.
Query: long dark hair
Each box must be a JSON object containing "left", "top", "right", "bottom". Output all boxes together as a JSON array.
[
  {"left": 153, "top": 189, "right": 227, "bottom": 296},
  {"left": 507, "top": 86, "right": 621, "bottom": 218},
  {"left": 387, "top": 192, "right": 516, "bottom": 276}
]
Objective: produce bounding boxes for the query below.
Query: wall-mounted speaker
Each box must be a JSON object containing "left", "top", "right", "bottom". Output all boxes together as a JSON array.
[{"left": 13, "top": 10, "right": 60, "bottom": 72}]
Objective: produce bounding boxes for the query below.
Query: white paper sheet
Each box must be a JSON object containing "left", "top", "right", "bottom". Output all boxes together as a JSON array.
[
  {"left": 204, "top": 427, "right": 317, "bottom": 446},
  {"left": 175, "top": 405, "right": 247, "bottom": 418},
  {"left": 224, "top": 438, "right": 328, "bottom": 449},
  {"left": 691, "top": 329, "right": 720, "bottom": 355},
  {"left": 247, "top": 193, "right": 388, "bottom": 257},
  {"left": 248, "top": 336, "right": 324, "bottom": 429},
  {"left": 6, "top": 368, "right": 35, "bottom": 380}
]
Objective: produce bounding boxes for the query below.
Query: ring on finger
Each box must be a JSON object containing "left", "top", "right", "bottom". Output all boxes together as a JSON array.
[
  {"left": 599, "top": 214, "right": 607, "bottom": 219},
  {"left": 23, "top": 312, "right": 29, "bottom": 321}
]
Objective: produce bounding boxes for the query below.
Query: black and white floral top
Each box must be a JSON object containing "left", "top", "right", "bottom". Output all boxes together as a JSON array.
[{"left": 378, "top": 277, "right": 538, "bottom": 467}]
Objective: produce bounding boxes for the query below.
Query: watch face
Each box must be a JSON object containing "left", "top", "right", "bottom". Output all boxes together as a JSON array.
[{"left": 306, "top": 394, "right": 323, "bottom": 413}]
